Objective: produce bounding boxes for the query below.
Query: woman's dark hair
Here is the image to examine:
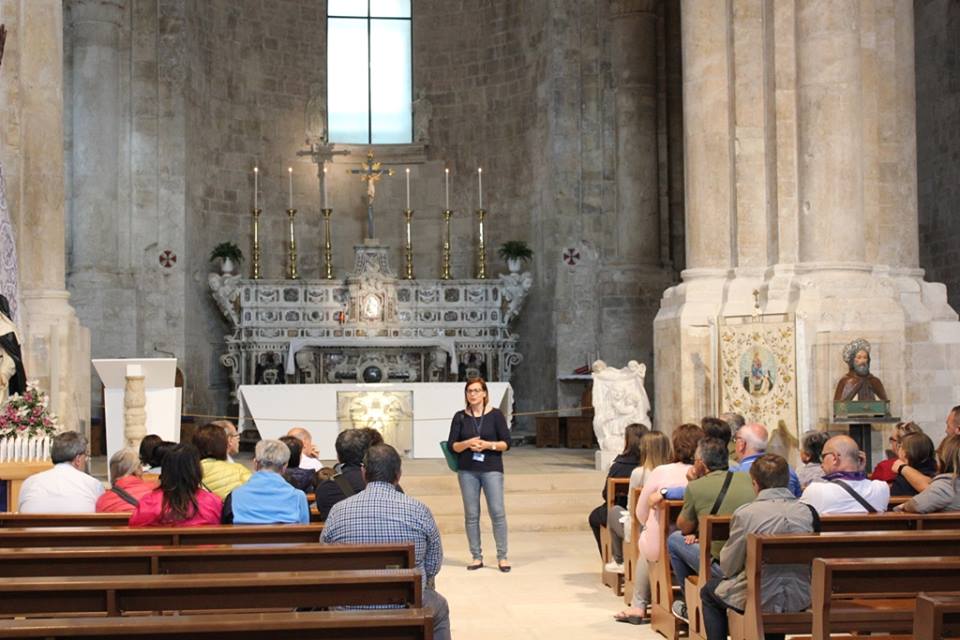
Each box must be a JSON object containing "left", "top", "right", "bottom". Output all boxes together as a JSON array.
[
  {"left": 149, "top": 441, "right": 176, "bottom": 468},
  {"left": 801, "top": 431, "right": 831, "bottom": 464},
  {"left": 139, "top": 435, "right": 163, "bottom": 466},
  {"left": 700, "top": 417, "right": 731, "bottom": 445},
  {"left": 463, "top": 377, "right": 489, "bottom": 411},
  {"left": 280, "top": 435, "right": 303, "bottom": 468},
  {"left": 900, "top": 432, "right": 935, "bottom": 468},
  {"left": 621, "top": 423, "right": 648, "bottom": 457},
  {"left": 192, "top": 423, "right": 228, "bottom": 460},
  {"left": 672, "top": 423, "right": 705, "bottom": 465},
  {"left": 158, "top": 443, "right": 203, "bottom": 523}
]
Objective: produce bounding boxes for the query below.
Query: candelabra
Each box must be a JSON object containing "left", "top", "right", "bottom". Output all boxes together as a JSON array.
[
  {"left": 286, "top": 208, "right": 299, "bottom": 280},
  {"left": 321, "top": 208, "right": 334, "bottom": 279},
  {"left": 403, "top": 208, "right": 415, "bottom": 280},
  {"left": 251, "top": 208, "right": 262, "bottom": 279},
  {"left": 441, "top": 209, "right": 453, "bottom": 280},
  {"left": 475, "top": 208, "right": 487, "bottom": 279}
]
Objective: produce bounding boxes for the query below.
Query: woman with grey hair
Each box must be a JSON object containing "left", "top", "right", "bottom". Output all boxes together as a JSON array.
[
  {"left": 96, "top": 447, "right": 157, "bottom": 513},
  {"left": 221, "top": 439, "right": 309, "bottom": 524}
]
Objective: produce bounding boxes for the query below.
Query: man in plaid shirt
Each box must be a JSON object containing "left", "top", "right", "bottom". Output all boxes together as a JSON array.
[{"left": 321, "top": 443, "right": 451, "bottom": 640}]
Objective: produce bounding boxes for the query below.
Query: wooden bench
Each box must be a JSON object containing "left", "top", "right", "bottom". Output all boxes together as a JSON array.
[
  {"left": 0, "top": 523, "right": 323, "bottom": 548},
  {"left": 622, "top": 484, "right": 642, "bottom": 604},
  {"left": 649, "top": 499, "right": 685, "bottom": 640},
  {"left": 914, "top": 592, "right": 960, "bottom": 640},
  {"left": 811, "top": 557, "right": 960, "bottom": 640},
  {"left": 0, "top": 568, "right": 422, "bottom": 617},
  {"left": 0, "top": 511, "right": 326, "bottom": 526},
  {"left": 0, "top": 609, "right": 434, "bottom": 639},
  {"left": 0, "top": 542, "right": 413, "bottom": 577},
  {"left": 729, "top": 529, "right": 960, "bottom": 640},
  {"left": 600, "top": 477, "right": 631, "bottom": 593}
]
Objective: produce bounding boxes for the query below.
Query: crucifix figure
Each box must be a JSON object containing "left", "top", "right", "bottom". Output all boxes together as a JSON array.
[
  {"left": 350, "top": 151, "right": 394, "bottom": 239},
  {"left": 297, "top": 142, "right": 349, "bottom": 208}
]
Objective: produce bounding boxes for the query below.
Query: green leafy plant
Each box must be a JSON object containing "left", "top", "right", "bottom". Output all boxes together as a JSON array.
[
  {"left": 497, "top": 240, "right": 533, "bottom": 263},
  {"left": 209, "top": 242, "right": 244, "bottom": 264}
]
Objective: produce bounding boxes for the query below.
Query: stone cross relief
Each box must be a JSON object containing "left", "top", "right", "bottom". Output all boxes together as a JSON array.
[{"left": 349, "top": 151, "right": 394, "bottom": 240}]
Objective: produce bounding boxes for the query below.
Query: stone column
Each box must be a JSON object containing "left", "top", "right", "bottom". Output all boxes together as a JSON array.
[
  {"left": 67, "top": 0, "right": 123, "bottom": 271},
  {"left": 796, "top": 0, "right": 864, "bottom": 264},
  {"left": 611, "top": 0, "right": 660, "bottom": 265}
]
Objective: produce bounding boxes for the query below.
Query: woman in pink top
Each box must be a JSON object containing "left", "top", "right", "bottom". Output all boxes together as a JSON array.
[
  {"left": 615, "top": 423, "right": 704, "bottom": 625},
  {"left": 129, "top": 443, "right": 222, "bottom": 527}
]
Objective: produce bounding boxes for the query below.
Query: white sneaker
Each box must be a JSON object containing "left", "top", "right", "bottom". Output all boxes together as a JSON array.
[{"left": 604, "top": 561, "right": 625, "bottom": 574}]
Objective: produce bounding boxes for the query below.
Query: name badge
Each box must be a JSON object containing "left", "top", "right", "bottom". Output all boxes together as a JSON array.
[{"left": 472, "top": 452, "right": 485, "bottom": 462}]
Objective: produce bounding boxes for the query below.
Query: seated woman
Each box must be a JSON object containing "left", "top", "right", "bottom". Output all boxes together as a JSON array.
[
  {"left": 872, "top": 421, "right": 922, "bottom": 482},
  {"left": 280, "top": 435, "right": 317, "bottom": 493},
  {"left": 138, "top": 435, "right": 163, "bottom": 472},
  {"left": 797, "top": 431, "right": 830, "bottom": 489},
  {"left": 129, "top": 443, "right": 222, "bottom": 526},
  {"left": 589, "top": 423, "right": 646, "bottom": 562},
  {"left": 96, "top": 448, "right": 158, "bottom": 513},
  {"left": 891, "top": 431, "right": 937, "bottom": 496},
  {"left": 897, "top": 434, "right": 960, "bottom": 513},
  {"left": 193, "top": 422, "right": 252, "bottom": 498}
]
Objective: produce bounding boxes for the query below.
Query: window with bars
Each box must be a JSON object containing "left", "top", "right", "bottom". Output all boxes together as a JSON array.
[{"left": 327, "top": 0, "right": 412, "bottom": 144}]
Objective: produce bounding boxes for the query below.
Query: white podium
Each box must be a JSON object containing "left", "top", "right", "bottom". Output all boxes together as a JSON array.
[{"left": 93, "top": 358, "right": 181, "bottom": 462}]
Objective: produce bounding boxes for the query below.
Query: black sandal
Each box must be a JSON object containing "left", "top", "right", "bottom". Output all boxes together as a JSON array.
[{"left": 467, "top": 560, "right": 483, "bottom": 570}]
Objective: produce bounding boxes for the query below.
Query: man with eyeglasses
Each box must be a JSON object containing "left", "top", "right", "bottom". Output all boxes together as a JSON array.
[
  {"left": 799, "top": 435, "right": 889, "bottom": 514},
  {"left": 212, "top": 420, "right": 241, "bottom": 463},
  {"left": 18, "top": 431, "right": 104, "bottom": 513}
]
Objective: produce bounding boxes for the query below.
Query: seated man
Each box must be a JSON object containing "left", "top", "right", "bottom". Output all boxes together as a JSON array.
[
  {"left": 286, "top": 427, "right": 323, "bottom": 471},
  {"left": 668, "top": 437, "right": 755, "bottom": 621},
  {"left": 800, "top": 434, "right": 889, "bottom": 514},
  {"left": 280, "top": 435, "right": 317, "bottom": 493},
  {"left": 211, "top": 420, "right": 241, "bottom": 463},
  {"left": 222, "top": 439, "right": 309, "bottom": 524},
  {"left": 732, "top": 423, "right": 801, "bottom": 496},
  {"left": 700, "top": 454, "right": 818, "bottom": 640},
  {"left": 321, "top": 444, "right": 451, "bottom": 640},
  {"left": 315, "top": 428, "right": 379, "bottom": 520},
  {"left": 19, "top": 431, "right": 104, "bottom": 513},
  {"left": 96, "top": 447, "right": 157, "bottom": 512}
]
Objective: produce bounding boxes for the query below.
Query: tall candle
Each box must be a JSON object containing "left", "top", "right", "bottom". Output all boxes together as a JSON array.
[
  {"left": 253, "top": 166, "right": 259, "bottom": 210},
  {"left": 322, "top": 166, "right": 329, "bottom": 209},
  {"left": 405, "top": 167, "right": 411, "bottom": 210},
  {"left": 444, "top": 168, "right": 450, "bottom": 210},
  {"left": 288, "top": 167, "right": 293, "bottom": 209},
  {"left": 478, "top": 167, "right": 483, "bottom": 209}
]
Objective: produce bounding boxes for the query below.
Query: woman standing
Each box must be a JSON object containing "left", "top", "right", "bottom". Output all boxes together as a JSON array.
[{"left": 447, "top": 377, "right": 511, "bottom": 572}]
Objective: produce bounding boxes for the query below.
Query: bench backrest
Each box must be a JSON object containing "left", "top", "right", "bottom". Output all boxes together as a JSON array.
[
  {"left": 0, "top": 523, "right": 323, "bottom": 547},
  {"left": 606, "top": 477, "right": 631, "bottom": 509},
  {"left": 0, "top": 511, "right": 326, "bottom": 526},
  {"left": 914, "top": 591, "right": 960, "bottom": 640}
]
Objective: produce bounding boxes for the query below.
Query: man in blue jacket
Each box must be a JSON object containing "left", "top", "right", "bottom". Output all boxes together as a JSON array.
[{"left": 222, "top": 439, "right": 309, "bottom": 524}]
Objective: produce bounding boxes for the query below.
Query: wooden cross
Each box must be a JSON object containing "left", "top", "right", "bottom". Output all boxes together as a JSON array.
[{"left": 349, "top": 151, "right": 394, "bottom": 240}]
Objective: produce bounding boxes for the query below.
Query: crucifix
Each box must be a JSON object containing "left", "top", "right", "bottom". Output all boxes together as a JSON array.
[
  {"left": 349, "top": 150, "right": 394, "bottom": 239},
  {"left": 296, "top": 142, "right": 349, "bottom": 208}
]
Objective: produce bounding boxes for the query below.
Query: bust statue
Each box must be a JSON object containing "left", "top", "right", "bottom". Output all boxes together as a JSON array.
[{"left": 833, "top": 338, "right": 888, "bottom": 403}]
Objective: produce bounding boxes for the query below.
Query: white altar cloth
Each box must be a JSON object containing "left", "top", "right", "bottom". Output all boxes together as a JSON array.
[
  {"left": 238, "top": 382, "right": 512, "bottom": 460},
  {"left": 284, "top": 337, "right": 460, "bottom": 375}
]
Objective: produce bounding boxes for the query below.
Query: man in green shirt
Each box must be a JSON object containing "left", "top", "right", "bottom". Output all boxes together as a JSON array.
[{"left": 668, "top": 437, "right": 755, "bottom": 621}]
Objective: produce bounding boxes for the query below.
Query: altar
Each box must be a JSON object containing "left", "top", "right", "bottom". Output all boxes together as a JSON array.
[{"left": 238, "top": 381, "right": 513, "bottom": 459}]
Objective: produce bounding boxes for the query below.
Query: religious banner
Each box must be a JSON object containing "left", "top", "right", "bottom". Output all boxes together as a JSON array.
[
  {"left": 718, "top": 315, "right": 798, "bottom": 440},
  {"left": 0, "top": 163, "right": 19, "bottom": 322}
]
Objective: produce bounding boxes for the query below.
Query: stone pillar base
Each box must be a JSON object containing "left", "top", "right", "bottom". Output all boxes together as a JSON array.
[
  {"left": 654, "top": 266, "right": 960, "bottom": 445},
  {"left": 20, "top": 289, "right": 91, "bottom": 435}
]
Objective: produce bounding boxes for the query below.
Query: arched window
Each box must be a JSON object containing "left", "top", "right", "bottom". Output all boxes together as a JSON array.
[{"left": 327, "top": 0, "right": 412, "bottom": 144}]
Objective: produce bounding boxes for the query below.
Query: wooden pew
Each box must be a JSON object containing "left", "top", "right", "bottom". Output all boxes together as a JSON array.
[
  {"left": 0, "top": 511, "right": 327, "bottom": 526},
  {"left": 622, "top": 485, "right": 642, "bottom": 604},
  {"left": 0, "top": 568, "right": 422, "bottom": 617},
  {"left": 914, "top": 592, "right": 960, "bottom": 640},
  {"left": 811, "top": 557, "right": 960, "bottom": 639},
  {"left": 0, "top": 609, "right": 434, "bottom": 639},
  {"left": 0, "top": 523, "right": 323, "bottom": 548},
  {"left": 649, "top": 499, "right": 685, "bottom": 640},
  {"left": 729, "top": 529, "right": 960, "bottom": 640},
  {"left": 600, "top": 477, "right": 631, "bottom": 594},
  {"left": 0, "top": 542, "right": 414, "bottom": 577}
]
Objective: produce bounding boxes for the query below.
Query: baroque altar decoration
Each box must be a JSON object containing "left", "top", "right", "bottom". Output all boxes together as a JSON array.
[
  {"left": 0, "top": 382, "right": 59, "bottom": 462},
  {"left": 718, "top": 315, "right": 798, "bottom": 439}
]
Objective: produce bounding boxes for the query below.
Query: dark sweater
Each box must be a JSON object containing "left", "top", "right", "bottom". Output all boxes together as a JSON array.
[
  {"left": 891, "top": 457, "right": 937, "bottom": 497},
  {"left": 602, "top": 454, "right": 640, "bottom": 509},
  {"left": 446, "top": 408, "right": 511, "bottom": 473},
  {"left": 314, "top": 465, "right": 365, "bottom": 520}
]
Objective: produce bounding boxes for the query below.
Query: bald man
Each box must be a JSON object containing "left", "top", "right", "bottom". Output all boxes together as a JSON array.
[
  {"left": 732, "top": 423, "right": 801, "bottom": 497},
  {"left": 799, "top": 435, "right": 889, "bottom": 514},
  {"left": 287, "top": 427, "right": 323, "bottom": 471}
]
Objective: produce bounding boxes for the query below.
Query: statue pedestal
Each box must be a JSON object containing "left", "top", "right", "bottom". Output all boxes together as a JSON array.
[{"left": 595, "top": 449, "right": 617, "bottom": 472}]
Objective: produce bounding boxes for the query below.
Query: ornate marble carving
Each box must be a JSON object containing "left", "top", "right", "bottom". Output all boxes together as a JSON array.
[{"left": 591, "top": 359, "right": 652, "bottom": 454}]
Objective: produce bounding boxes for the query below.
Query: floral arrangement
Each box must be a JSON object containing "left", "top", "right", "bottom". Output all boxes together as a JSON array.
[{"left": 0, "top": 382, "right": 60, "bottom": 440}]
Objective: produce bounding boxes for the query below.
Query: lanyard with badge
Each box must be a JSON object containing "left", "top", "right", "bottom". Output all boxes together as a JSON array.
[{"left": 470, "top": 411, "right": 485, "bottom": 462}]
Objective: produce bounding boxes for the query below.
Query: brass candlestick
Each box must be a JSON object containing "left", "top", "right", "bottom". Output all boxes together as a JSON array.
[
  {"left": 286, "top": 208, "right": 299, "bottom": 280},
  {"left": 475, "top": 208, "right": 487, "bottom": 279},
  {"left": 321, "top": 208, "right": 334, "bottom": 279},
  {"left": 251, "top": 208, "right": 262, "bottom": 280},
  {"left": 441, "top": 209, "right": 453, "bottom": 280},
  {"left": 403, "top": 208, "right": 415, "bottom": 280}
]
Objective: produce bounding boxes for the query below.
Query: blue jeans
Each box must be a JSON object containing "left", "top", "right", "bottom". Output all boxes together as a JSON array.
[
  {"left": 667, "top": 529, "right": 722, "bottom": 601},
  {"left": 457, "top": 470, "right": 508, "bottom": 561}
]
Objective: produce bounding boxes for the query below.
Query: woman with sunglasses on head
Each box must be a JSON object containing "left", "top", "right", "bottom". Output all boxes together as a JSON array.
[{"left": 447, "top": 377, "right": 511, "bottom": 572}]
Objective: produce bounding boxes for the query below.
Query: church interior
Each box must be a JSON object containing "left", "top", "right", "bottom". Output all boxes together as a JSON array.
[{"left": 0, "top": 0, "right": 958, "bottom": 638}]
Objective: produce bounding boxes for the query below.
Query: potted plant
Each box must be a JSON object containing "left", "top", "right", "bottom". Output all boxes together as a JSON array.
[
  {"left": 210, "top": 242, "right": 244, "bottom": 275},
  {"left": 497, "top": 240, "right": 533, "bottom": 273}
]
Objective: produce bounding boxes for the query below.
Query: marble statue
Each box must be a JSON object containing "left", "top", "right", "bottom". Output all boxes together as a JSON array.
[
  {"left": 591, "top": 359, "right": 652, "bottom": 455},
  {"left": 834, "top": 338, "right": 888, "bottom": 402},
  {"left": 499, "top": 271, "right": 533, "bottom": 324},
  {"left": 208, "top": 272, "right": 241, "bottom": 331},
  {"left": 412, "top": 89, "right": 432, "bottom": 143}
]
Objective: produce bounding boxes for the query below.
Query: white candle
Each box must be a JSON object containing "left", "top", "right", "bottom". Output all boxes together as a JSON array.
[
  {"left": 478, "top": 167, "right": 483, "bottom": 209},
  {"left": 288, "top": 167, "right": 293, "bottom": 209},
  {"left": 253, "top": 166, "right": 259, "bottom": 210},
  {"left": 445, "top": 168, "right": 450, "bottom": 210},
  {"left": 322, "top": 166, "right": 328, "bottom": 209},
  {"left": 405, "top": 167, "right": 411, "bottom": 210}
]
